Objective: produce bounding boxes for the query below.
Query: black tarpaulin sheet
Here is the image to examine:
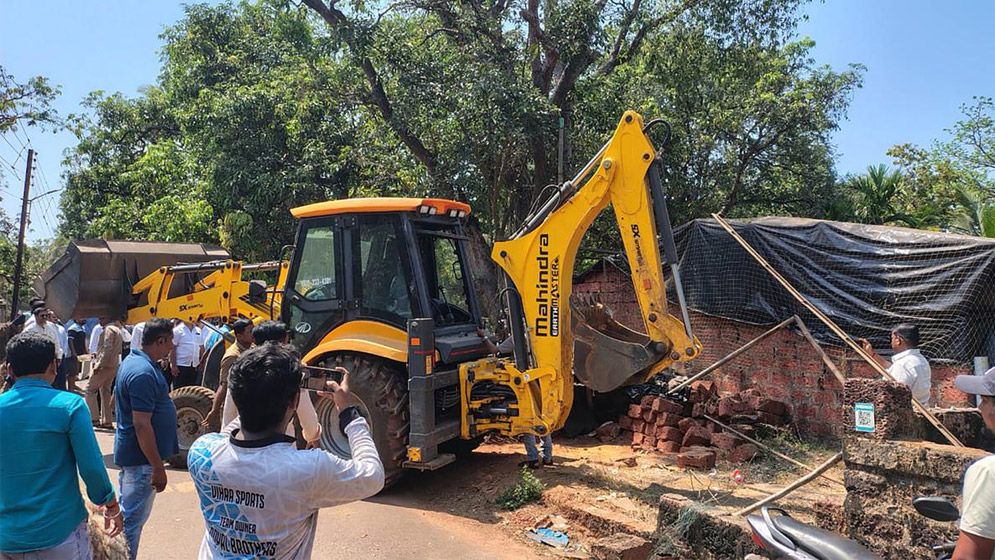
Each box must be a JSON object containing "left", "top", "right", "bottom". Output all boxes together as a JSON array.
[{"left": 669, "top": 218, "right": 995, "bottom": 363}]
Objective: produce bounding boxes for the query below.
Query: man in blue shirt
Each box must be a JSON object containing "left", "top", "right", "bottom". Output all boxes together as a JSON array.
[
  {"left": 0, "top": 331, "right": 123, "bottom": 557},
  {"left": 113, "top": 318, "right": 178, "bottom": 560}
]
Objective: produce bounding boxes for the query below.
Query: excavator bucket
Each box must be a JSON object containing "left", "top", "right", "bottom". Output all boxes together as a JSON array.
[
  {"left": 34, "top": 240, "right": 229, "bottom": 320},
  {"left": 570, "top": 295, "right": 669, "bottom": 392}
]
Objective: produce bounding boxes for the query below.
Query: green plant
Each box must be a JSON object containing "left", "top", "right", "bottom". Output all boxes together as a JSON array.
[{"left": 496, "top": 467, "right": 545, "bottom": 510}]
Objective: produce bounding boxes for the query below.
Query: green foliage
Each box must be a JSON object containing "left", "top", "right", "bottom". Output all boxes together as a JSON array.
[
  {"left": 855, "top": 97, "right": 995, "bottom": 237},
  {"left": 496, "top": 467, "right": 545, "bottom": 510},
  {"left": 61, "top": 0, "right": 864, "bottom": 261},
  {"left": 951, "top": 186, "right": 995, "bottom": 238},
  {"left": 1, "top": 65, "right": 60, "bottom": 132},
  {"left": 0, "top": 238, "right": 67, "bottom": 314},
  {"left": 838, "top": 165, "right": 916, "bottom": 226}
]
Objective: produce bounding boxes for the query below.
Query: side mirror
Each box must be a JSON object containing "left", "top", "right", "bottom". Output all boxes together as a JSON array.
[{"left": 913, "top": 496, "right": 960, "bottom": 522}]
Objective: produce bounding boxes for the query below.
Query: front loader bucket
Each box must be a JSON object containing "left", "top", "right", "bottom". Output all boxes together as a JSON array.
[
  {"left": 33, "top": 240, "right": 229, "bottom": 320},
  {"left": 571, "top": 296, "right": 669, "bottom": 392}
]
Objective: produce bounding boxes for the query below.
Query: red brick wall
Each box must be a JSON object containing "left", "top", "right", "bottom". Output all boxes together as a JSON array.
[{"left": 574, "top": 266, "right": 974, "bottom": 438}]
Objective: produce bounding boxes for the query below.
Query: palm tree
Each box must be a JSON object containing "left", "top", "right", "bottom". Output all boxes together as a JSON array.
[
  {"left": 844, "top": 164, "right": 917, "bottom": 226},
  {"left": 951, "top": 186, "right": 995, "bottom": 238}
]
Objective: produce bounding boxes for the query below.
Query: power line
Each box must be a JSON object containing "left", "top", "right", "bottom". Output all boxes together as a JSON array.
[
  {"left": 0, "top": 153, "right": 25, "bottom": 183},
  {"left": 33, "top": 153, "right": 62, "bottom": 231},
  {"left": 1, "top": 133, "right": 28, "bottom": 158},
  {"left": 12, "top": 127, "right": 32, "bottom": 150}
]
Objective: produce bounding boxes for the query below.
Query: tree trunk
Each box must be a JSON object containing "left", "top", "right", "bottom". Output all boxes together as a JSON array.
[{"left": 463, "top": 216, "right": 500, "bottom": 326}]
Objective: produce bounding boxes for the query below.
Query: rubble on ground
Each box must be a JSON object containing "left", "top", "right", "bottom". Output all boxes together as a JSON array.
[{"left": 617, "top": 382, "right": 790, "bottom": 469}]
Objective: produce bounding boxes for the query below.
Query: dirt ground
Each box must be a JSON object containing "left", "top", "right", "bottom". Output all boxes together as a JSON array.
[
  {"left": 79, "top": 379, "right": 844, "bottom": 558},
  {"left": 425, "top": 431, "right": 847, "bottom": 557}
]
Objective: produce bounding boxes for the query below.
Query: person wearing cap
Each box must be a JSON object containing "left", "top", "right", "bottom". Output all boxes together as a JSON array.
[
  {"left": 860, "top": 323, "right": 932, "bottom": 405},
  {"left": 951, "top": 367, "right": 995, "bottom": 559}
]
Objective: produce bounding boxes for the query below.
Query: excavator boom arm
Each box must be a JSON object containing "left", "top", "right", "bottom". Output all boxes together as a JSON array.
[
  {"left": 460, "top": 111, "right": 700, "bottom": 438},
  {"left": 126, "top": 260, "right": 288, "bottom": 327}
]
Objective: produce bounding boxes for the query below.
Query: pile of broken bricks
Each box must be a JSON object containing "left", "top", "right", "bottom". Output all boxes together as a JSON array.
[{"left": 617, "top": 382, "right": 791, "bottom": 470}]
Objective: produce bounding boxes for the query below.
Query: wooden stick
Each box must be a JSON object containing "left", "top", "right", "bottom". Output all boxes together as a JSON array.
[
  {"left": 734, "top": 452, "right": 844, "bottom": 516},
  {"left": 703, "top": 415, "right": 844, "bottom": 486},
  {"left": 792, "top": 316, "right": 847, "bottom": 386},
  {"left": 667, "top": 316, "right": 797, "bottom": 395},
  {"left": 711, "top": 214, "right": 964, "bottom": 448}
]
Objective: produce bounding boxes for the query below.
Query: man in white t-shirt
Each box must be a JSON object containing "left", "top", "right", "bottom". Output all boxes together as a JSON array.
[
  {"left": 860, "top": 324, "right": 932, "bottom": 405},
  {"left": 170, "top": 321, "right": 204, "bottom": 388},
  {"left": 188, "top": 344, "right": 383, "bottom": 559},
  {"left": 951, "top": 367, "right": 995, "bottom": 559}
]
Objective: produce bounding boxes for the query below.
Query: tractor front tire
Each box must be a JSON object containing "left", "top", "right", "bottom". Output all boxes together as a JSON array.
[
  {"left": 168, "top": 385, "right": 218, "bottom": 469},
  {"left": 313, "top": 354, "right": 409, "bottom": 487}
]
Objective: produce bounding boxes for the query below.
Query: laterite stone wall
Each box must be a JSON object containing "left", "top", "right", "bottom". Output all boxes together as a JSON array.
[{"left": 575, "top": 266, "right": 975, "bottom": 438}]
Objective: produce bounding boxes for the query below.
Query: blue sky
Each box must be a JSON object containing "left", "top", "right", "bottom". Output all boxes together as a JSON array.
[{"left": 1, "top": 0, "right": 993, "bottom": 242}]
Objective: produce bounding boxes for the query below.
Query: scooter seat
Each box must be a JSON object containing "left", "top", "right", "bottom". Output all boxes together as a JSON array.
[{"left": 771, "top": 515, "right": 883, "bottom": 560}]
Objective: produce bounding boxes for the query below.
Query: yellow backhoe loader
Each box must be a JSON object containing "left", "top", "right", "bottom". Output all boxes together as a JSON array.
[{"left": 37, "top": 111, "right": 700, "bottom": 482}]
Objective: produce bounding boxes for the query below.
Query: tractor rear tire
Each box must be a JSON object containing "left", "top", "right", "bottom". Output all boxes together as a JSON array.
[
  {"left": 313, "top": 354, "right": 409, "bottom": 487},
  {"left": 167, "top": 385, "right": 218, "bottom": 469}
]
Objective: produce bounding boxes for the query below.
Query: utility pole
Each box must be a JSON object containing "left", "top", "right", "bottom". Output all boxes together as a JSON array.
[{"left": 11, "top": 148, "right": 33, "bottom": 315}]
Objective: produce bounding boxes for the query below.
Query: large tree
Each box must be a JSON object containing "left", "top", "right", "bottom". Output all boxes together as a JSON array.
[
  {"left": 300, "top": 0, "right": 862, "bottom": 234},
  {"left": 61, "top": 0, "right": 863, "bottom": 261}
]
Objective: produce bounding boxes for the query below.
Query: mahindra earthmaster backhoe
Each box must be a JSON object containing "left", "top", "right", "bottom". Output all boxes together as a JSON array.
[
  {"left": 261, "top": 110, "right": 699, "bottom": 482},
  {"left": 37, "top": 111, "right": 700, "bottom": 483}
]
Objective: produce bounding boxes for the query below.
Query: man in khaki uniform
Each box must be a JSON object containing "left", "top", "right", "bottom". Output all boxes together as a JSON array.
[
  {"left": 203, "top": 319, "right": 254, "bottom": 429},
  {"left": 86, "top": 317, "right": 124, "bottom": 428}
]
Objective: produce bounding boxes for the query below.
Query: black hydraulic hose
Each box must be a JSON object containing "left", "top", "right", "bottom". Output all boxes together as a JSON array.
[
  {"left": 647, "top": 160, "right": 679, "bottom": 265},
  {"left": 504, "top": 274, "right": 531, "bottom": 371}
]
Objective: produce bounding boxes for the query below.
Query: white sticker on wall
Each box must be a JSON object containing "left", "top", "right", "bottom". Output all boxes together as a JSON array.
[{"left": 854, "top": 402, "right": 875, "bottom": 433}]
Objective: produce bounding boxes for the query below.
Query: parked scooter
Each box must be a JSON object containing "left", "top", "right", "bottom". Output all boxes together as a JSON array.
[
  {"left": 746, "top": 507, "right": 883, "bottom": 559},
  {"left": 912, "top": 496, "right": 960, "bottom": 560}
]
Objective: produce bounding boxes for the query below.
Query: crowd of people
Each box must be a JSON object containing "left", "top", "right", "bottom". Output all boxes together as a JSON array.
[
  {"left": 0, "top": 307, "right": 384, "bottom": 560},
  {"left": 0, "top": 308, "right": 992, "bottom": 559}
]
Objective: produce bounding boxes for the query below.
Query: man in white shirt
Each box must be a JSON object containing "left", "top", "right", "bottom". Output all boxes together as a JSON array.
[
  {"left": 188, "top": 344, "right": 383, "bottom": 559},
  {"left": 170, "top": 321, "right": 204, "bottom": 389},
  {"left": 951, "top": 367, "right": 995, "bottom": 560},
  {"left": 89, "top": 322, "right": 104, "bottom": 356},
  {"left": 24, "top": 307, "right": 63, "bottom": 362},
  {"left": 860, "top": 324, "right": 932, "bottom": 405}
]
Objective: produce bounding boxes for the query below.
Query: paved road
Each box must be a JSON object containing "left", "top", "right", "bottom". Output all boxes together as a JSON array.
[{"left": 93, "top": 431, "right": 541, "bottom": 559}]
